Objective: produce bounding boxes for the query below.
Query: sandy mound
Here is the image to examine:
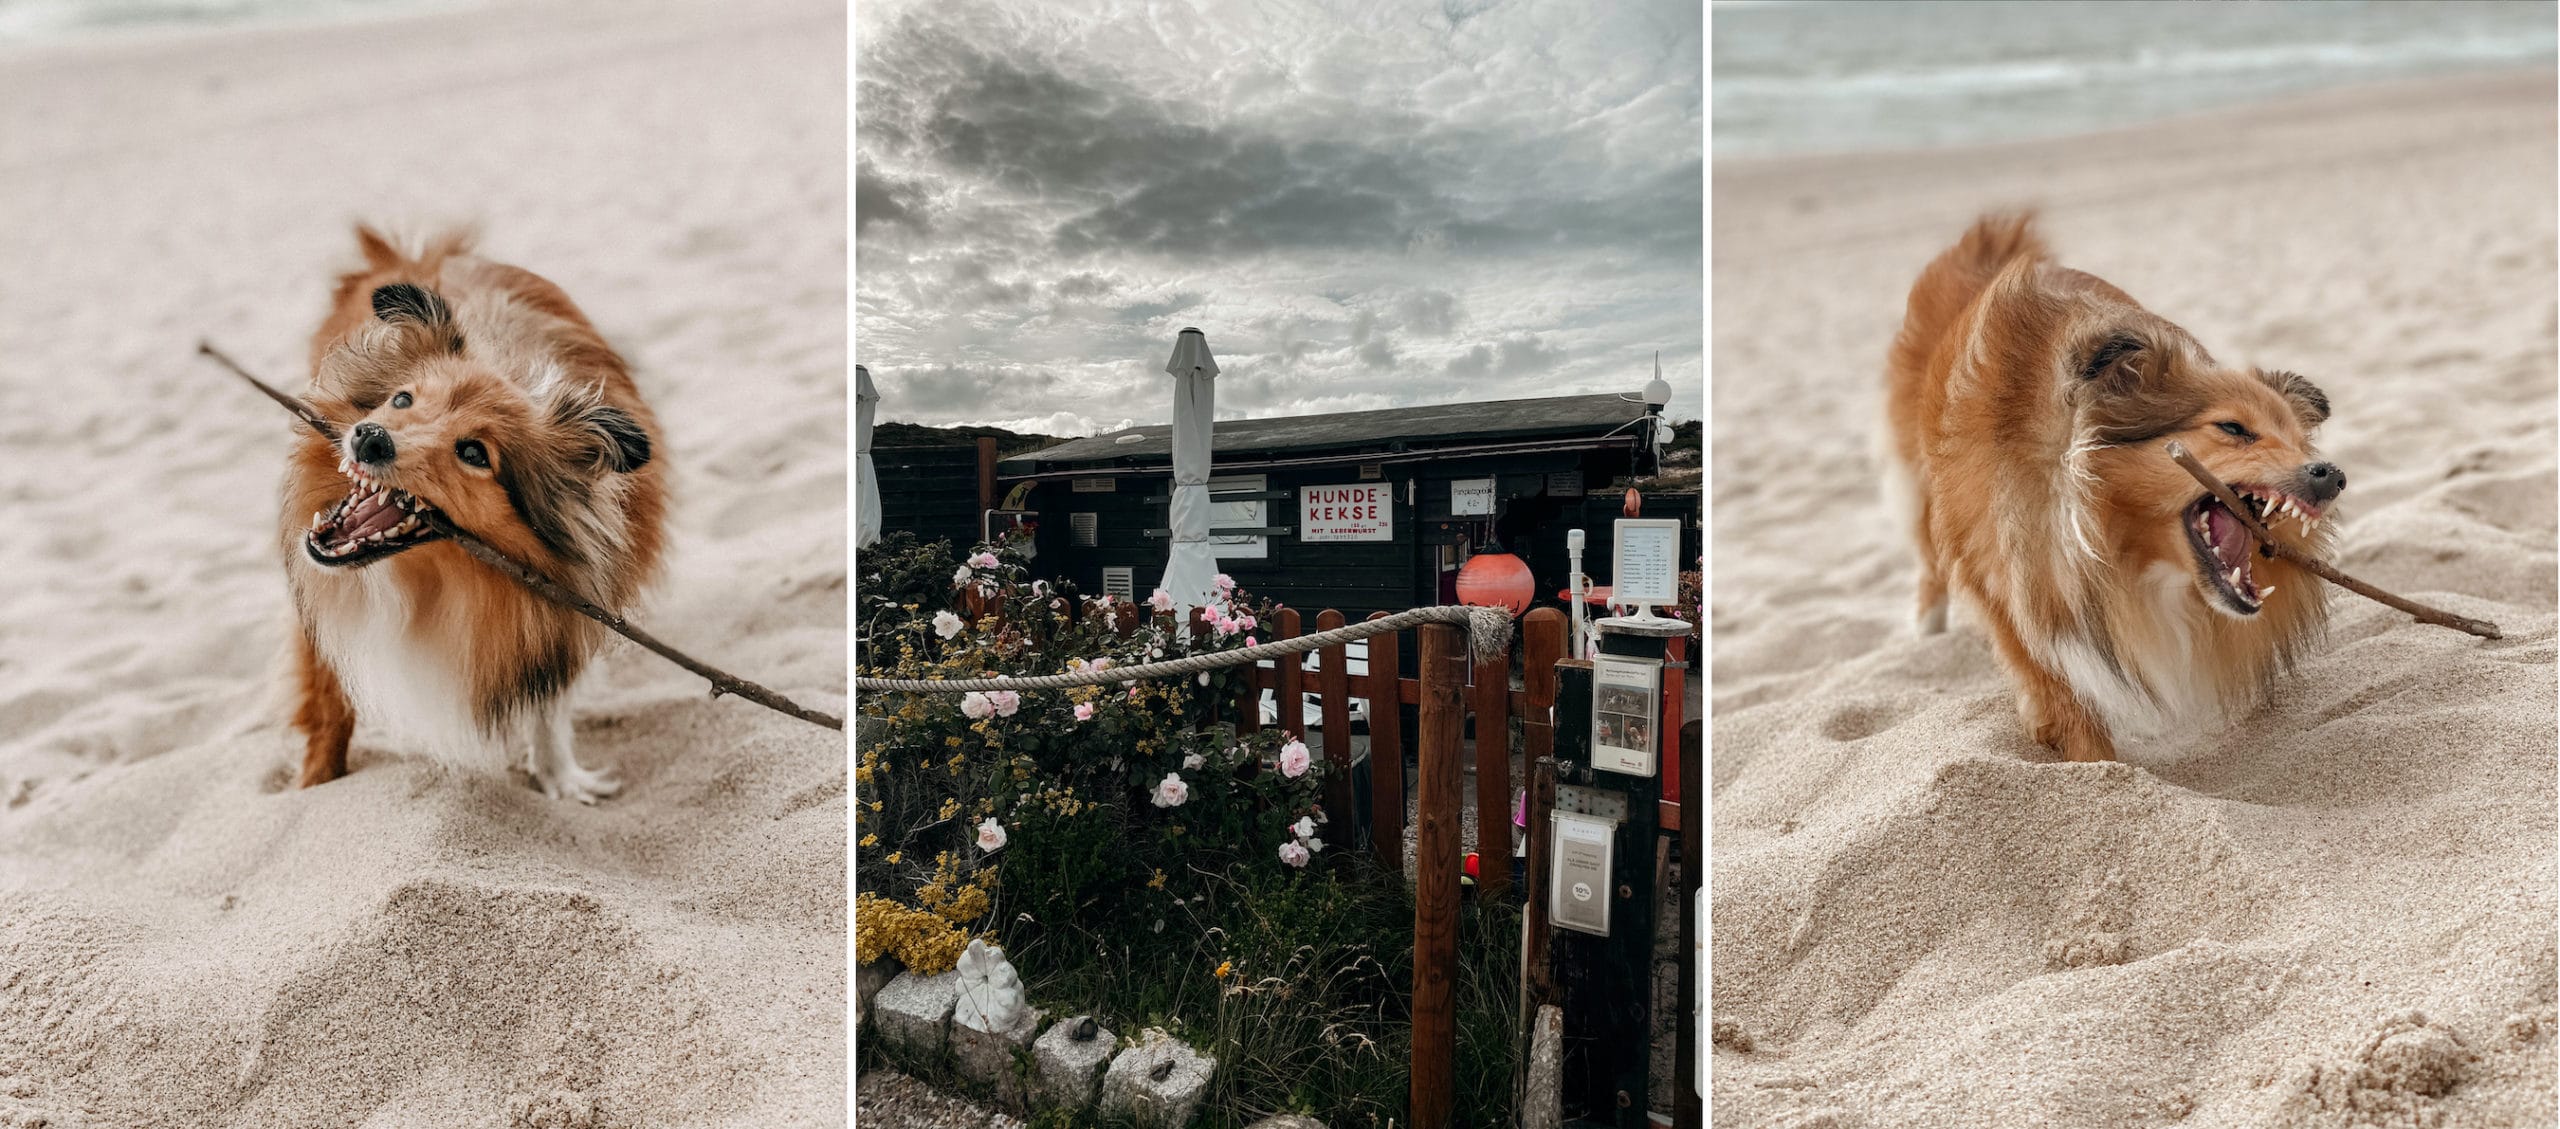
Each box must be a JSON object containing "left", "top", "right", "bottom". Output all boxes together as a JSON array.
[
  {"left": 1712, "top": 71, "right": 2556, "bottom": 1128},
  {"left": 0, "top": 2, "right": 847, "bottom": 1125}
]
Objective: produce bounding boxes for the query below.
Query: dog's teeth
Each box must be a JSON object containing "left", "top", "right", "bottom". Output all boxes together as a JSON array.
[{"left": 2259, "top": 584, "right": 2275, "bottom": 600}]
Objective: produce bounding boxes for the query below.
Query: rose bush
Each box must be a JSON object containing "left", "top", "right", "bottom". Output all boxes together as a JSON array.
[{"left": 855, "top": 534, "right": 1332, "bottom": 973}]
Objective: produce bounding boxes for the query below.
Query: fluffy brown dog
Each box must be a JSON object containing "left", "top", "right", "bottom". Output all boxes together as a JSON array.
[
  {"left": 1882, "top": 212, "right": 2340, "bottom": 762},
  {"left": 280, "top": 227, "right": 666, "bottom": 799}
]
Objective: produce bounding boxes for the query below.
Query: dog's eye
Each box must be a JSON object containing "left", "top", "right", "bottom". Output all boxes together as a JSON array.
[
  {"left": 390, "top": 391, "right": 412, "bottom": 410},
  {"left": 2215, "top": 421, "right": 2254, "bottom": 440},
  {"left": 455, "top": 439, "right": 490, "bottom": 469}
]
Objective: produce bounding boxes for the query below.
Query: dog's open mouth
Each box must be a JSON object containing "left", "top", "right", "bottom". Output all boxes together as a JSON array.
[
  {"left": 2182, "top": 485, "right": 2318, "bottom": 616},
  {"left": 306, "top": 464, "right": 444, "bottom": 568}
]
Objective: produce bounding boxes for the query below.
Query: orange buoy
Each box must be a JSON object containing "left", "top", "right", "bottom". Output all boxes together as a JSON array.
[{"left": 1456, "top": 551, "right": 1535, "bottom": 618}]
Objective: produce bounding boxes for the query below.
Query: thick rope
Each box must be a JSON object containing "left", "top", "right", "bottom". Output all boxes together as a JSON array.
[{"left": 852, "top": 604, "right": 1514, "bottom": 694}]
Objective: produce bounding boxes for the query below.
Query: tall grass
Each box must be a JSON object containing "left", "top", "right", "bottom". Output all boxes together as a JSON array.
[{"left": 986, "top": 853, "right": 1522, "bottom": 1128}]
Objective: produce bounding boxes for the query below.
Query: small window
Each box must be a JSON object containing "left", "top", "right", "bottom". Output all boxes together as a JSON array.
[
  {"left": 1210, "top": 474, "right": 1269, "bottom": 560},
  {"left": 1071, "top": 512, "right": 1099, "bottom": 548}
]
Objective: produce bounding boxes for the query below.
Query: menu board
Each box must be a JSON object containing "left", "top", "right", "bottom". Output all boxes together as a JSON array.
[{"left": 1612, "top": 518, "right": 1682, "bottom": 607}]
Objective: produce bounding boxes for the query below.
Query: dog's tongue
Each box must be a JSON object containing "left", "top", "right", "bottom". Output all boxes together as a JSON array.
[
  {"left": 340, "top": 490, "right": 406, "bottom": 540},
  {"left": 2207, "top": 504, "right": 2251, "bottom": 568}
]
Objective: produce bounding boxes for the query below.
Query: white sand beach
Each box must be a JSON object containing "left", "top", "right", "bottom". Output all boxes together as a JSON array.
[
  {"left": 1712, "top": 70, "right": 2557, "bottom": 1128},
  {"left": 0, "top": 2, "right": 847, "bottom": 1125}
]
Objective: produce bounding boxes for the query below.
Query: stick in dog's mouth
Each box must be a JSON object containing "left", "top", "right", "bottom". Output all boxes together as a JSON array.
[
  {"left": 2182, "top": 484, "right": 2322, "bottom": 615},
  {"left": 306, "top": 459, "right": 446, "bottom": 567}
]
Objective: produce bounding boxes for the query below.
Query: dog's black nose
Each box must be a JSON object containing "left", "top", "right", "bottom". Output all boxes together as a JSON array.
[
  {"left": 2302, "top": 461, "right": 2345, "bottom": 503},
  {"left": 352, "top": 422, "right": 395, "bottom": 465}
]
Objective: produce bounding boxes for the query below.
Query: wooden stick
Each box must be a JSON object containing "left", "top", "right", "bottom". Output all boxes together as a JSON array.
[
  {"left": 2164, "top": 441, "right": 2500, "bottom": 640},
  {"left": 199, "top": 341, "right": 845, "bottom": 731}
]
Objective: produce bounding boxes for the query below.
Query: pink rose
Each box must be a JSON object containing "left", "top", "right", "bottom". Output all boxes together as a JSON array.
[
  {"left": 969, "top": 552, "right": 1000, "bottom": 569},
  {"left": 976, "top": 817, "right": 1007, "bottom": 852},
  {"left": 1148, "top": 588, "right": 1175, "bottom": 613},
  {"left": 985, "top": 690, "right": 1020, "bottom": 717},
  {"left": 1152, "top": 773, "right": 1188, "bottom": 809},
  {"left": 960, "top": 692, "right": 995, "bottom": 720},
  {"left": 1074, "top": 702, "right": 1095, "bottom": 722},
  {"left": 1277, "top": 841, "right": 1309, "bottom": 868},
  {"left": 1279, "top": 740, "right": 1311, "bottom": 778}
]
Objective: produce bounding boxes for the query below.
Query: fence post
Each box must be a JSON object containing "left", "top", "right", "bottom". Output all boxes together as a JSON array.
[
  {"left": 1274, "top": 608, "right": 1304, "bottom": 738},
  {"left": 1411, "top": 621, "right": 1465, "bottom": 1129},
  {"left": 1675, "top": 719, "right": 1703, "bottom": 1129},
  {"left": 1316, "top": 609, "right": 1356, "bottom": 837},
  {"left": 1363, "top": 612, "right": 1405, "bottom": 873},
  {"left": 1472, "top": 646, "right": 1511, "bottom": 900},
  {"left": 1518, "top": 751, "right": 1559, "bottom": 1114},
  {"left": 975, "top": 436, "right": 998, "bottom": 517}
]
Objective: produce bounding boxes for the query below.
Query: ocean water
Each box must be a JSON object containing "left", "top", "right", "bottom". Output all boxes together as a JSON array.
[
  {"left": 0, "top": 0, "right": 464, "bottom": 44},
  {"left": 1714, "top": 0, "right": 2557, "bottom": 157}
]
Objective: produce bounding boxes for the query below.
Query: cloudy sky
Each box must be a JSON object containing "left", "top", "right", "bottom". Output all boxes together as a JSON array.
[{"left": 854, "top": 0, "right": 1701, "bottom": 437}]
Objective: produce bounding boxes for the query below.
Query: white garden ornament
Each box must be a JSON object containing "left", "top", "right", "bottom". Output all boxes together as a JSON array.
[{"left": 952, "top": 937, "right": 1029, "bottom": 1033}]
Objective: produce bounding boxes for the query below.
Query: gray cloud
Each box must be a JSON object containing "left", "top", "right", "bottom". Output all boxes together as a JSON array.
[{"left": 853, "top": 0, "right": 1701, "bottom": 433}]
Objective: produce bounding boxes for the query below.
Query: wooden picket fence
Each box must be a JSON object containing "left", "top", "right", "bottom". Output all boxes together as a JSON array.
[{"left": 1097, "top": 601, "right": 1694, "bottom": 1126}]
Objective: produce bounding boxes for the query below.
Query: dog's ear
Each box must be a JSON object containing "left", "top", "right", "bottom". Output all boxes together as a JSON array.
[
  {"left": 2257, "top": 368, "right": 2329, "bottom": 428},
  {"left": 2074, "top": 328, "right": 2209, "bottom": 444},
  {"left": 587, "top": 406, "right": 653, "bottom": 473},
  {"left": 548, "top": 390, "right": 652, "bottom": 474},
  {"left": 370, "top": 283, "right": 464, "bottom": 355},
  {"left": 2078, "top": 330, "right": 2166, "bottom": 391}
]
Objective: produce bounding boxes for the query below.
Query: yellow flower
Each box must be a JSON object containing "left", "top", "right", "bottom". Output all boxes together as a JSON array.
[
  {"left": 1147, "top": 869, "right": 1167, "bottom": 889},
  {"left": 885, "top": 851, "right": 902, "bottom": 864},
  {"left": 859, "top": 833, "right": 877, "bottom": 848},
  {"left": 1215, "top": 960, "right": 1232, "bottom": 979}
]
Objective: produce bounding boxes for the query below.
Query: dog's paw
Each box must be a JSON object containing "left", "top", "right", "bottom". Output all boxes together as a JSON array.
[
  {"left": 534, "top": 759, "right": 622, "bottom": 805},
  {"left": 1914, "top": 602, "right": 1948, "bottom": 636}
]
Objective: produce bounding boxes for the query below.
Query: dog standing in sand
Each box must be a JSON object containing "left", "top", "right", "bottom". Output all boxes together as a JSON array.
[
  {"left": 1881, "top": 212, "right": 2343, "bottom": 762},
  {"left": 280, "top": 228, "right": 665, "bottom": 800}
]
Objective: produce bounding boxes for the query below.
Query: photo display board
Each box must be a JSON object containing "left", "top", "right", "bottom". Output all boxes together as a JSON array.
[{"left": 1591, "top": 653, "right": 1663, "bottom": 777}]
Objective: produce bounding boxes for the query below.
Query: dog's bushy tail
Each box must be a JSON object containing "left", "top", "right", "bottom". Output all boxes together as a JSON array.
[{"left": 1887, "top": 210, "right": 2047, "bottom": 388}]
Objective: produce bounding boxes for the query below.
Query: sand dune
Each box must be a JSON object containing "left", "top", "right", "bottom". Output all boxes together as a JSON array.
[
  {"left": 0, "top": 2, "right": 847, "bottom": 1125},
  {"left": 1712, "top": 71, "right": 2556, "bottom": 1128}
]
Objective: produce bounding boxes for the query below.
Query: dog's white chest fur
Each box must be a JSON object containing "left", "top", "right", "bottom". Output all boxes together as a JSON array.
[
  {"left": 2040, "top": 563, "right": 2229, "bottom": 749},
  {"left": 310, "top": 570, "right": 499, "bottom": 770}
]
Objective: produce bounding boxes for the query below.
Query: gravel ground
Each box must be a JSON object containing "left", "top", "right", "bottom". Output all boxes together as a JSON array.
[{"left": 853, "top": 1070, "right": 1022, "bottom": 1129}]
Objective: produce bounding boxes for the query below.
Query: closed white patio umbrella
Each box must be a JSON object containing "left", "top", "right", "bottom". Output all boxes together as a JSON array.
[
  {"left": 1159, "top": 328, "right": 1221, "bottom": 613},
  {"left": 856, "top": 364, "right": 881, "bottom": 549}
]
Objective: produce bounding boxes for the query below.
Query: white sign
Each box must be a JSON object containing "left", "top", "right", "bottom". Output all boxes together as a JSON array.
[
  {"left": 1551, "top": 812, "right": 1613, "bottom": 936},
  {"left": 1612, "top": 518, "right": 1682, "bottom": 607},
  {"left": 1301, "top": 482, "right": 1393, "bottom": 542},
  {"left": 1451, "top": 477, "right": 1496, "bottom": 517},
  {"left": 1591, "top": 654, "right": 1662, "bottom": 777}
]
